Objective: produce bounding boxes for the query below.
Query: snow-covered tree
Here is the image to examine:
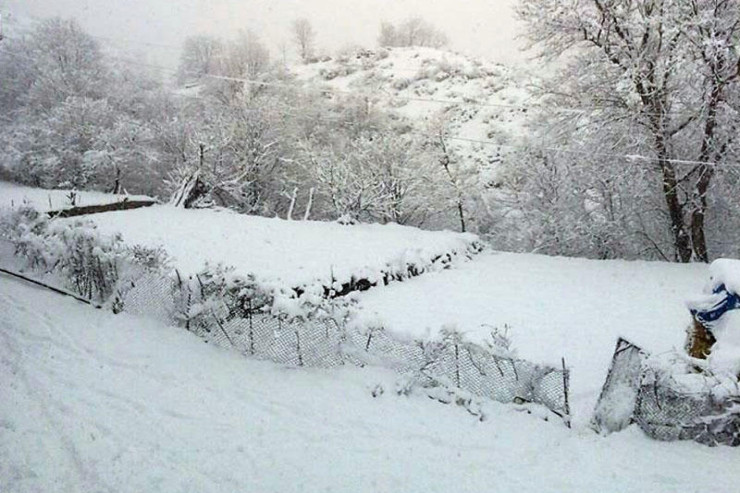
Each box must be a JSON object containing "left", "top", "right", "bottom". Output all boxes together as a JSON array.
[
  {"left": 378, "top": 17, "right": 448, "bottom": 48},
  {"left": 516, "top": 0, "right": 740, "bottom": 262},
  {"left": 17, "top": 18, "right": 107, "bottom": 112},
  {"left": 177, "top": 35, "right": 224, "bottom": 84},
  {"left": 292, "top": 18, "right": 316, "bottom": 62}
]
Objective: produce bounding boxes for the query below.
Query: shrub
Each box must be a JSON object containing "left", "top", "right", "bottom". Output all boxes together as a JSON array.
[{"left": 2, "top": 205, "right": 168, "bottom": 305}]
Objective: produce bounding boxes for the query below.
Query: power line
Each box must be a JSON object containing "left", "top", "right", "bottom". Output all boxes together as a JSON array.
[
  {"left": 0, "top": 47, "right": 738, "bottom": 171},
  {"left": 1, "top": 34, "right": 716, "bottom": 121}
]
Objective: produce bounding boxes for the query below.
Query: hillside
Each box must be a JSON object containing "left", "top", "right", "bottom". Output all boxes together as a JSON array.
[
  {"left": 290, "top": 46, "right": 536, "bottom": 185},
  {"left": 2, "top": 272, "right": 738, "bottom": 493}
]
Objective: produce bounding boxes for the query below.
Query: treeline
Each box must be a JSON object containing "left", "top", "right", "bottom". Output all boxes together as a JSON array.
[
  {"left": 0, "top": 18, "right": 473, "bottom": 231},
  {"left": 4, "top": 6, "right": 740, "bottom": 263}
]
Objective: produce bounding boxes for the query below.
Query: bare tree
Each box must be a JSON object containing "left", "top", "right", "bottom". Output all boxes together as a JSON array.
[
  {"left": 517, "top": 0, "right": 740, "bottom": 262},
  {"left": 292, "top": 18, "right": 315, "bottom": 62},
  {"left": 177, "top": 35, "right": 223, "bottom": 83},
  {"left": 378, "top": 17, "right": 448, "bottom": 48}
]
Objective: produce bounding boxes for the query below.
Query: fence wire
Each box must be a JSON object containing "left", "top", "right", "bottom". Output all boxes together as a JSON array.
[
  {"left": 118, "top": 270, "right": 570, "bottom": 418},
  {"left": 592, "top": 336, "right": 740, "bottom": 446},
  {"left": 0, "top": 237, "right": 570, "bottom": 422}
]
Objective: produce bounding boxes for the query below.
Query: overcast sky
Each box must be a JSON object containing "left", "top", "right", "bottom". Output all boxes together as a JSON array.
[{"left": 4, "top": 0, "right": 529, "bottom": 68}]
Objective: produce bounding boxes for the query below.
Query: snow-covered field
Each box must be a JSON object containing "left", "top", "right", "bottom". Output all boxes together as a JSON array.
[
  {"left": 356, "top": 252, "right": 709, "bottom": 421},
  {"left": 0, "top": 181, "right": 152, "bottom": 213},
  {"left": 2, "top": 273, "right": 738, "bottom": 493},
  {"left": 83, "top": 205, "right": 481, "bottom": 290}
]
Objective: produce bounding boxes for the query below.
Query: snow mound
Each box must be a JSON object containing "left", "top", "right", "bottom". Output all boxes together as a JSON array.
[
  {"left": 706, "top": 258, "right": 740, "bottom": 297},
  {"left": 82, "top": 205, "right": 483, "bottom": 293}
]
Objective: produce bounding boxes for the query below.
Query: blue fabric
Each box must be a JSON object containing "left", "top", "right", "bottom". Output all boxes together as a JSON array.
[{"left": 691, "top": 283, "right": 740, "bottom": 325}]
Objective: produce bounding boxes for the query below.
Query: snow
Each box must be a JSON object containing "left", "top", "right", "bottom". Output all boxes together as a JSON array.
[
  {"left": 83, "top": 205, "right": 481, "bottom": 290},
  {"left": 685, "top": 258, "right": 740, "bottom": 376},
  {"left": 706, "top": 258, "right": 740, "bottom": 294},
  {"left": 355, "top": 251, "right": 708, "bottom": 422},
  {"left": 290, "top": 47, "right": 534, "bottom": 177},
  {"left": 708, "top": 310, "right": 740, "bottom": 376},
  {"left": 0, "top": 181, "right": 152, "bottom": 213},
  {"left": 2, "top": 272, "right": 739, "bottom": 493}
]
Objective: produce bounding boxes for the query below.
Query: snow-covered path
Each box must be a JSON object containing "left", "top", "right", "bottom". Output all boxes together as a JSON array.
[{"left": 1, "top": 274, "right": 738, "bottom": 493}]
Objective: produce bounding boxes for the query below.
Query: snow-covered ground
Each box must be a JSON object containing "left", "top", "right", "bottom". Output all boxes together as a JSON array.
[
  {"left": 291, "top": 47, "right": 535, "bottom": 181},
  {"left": 0, "top": 181, "right": 152, "bottom": 213},
  {"left": 2, "top": 272, "right": 738, "bottom": 493},
  {"left": 356, "top": 252, "right": 709, "bottom": 422},
  {"left": 84, "top": 205, "right": 481, "bottom": 290}
]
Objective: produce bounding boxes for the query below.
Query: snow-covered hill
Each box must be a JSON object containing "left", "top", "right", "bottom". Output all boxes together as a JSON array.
[
  {"left": 291, "top": 46, "right": 536, "bottom": 184},
  {"left": 2, "top": 272, "right": 739, "bottom": 493}
]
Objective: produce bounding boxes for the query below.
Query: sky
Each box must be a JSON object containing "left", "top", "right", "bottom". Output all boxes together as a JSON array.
[{"left": 3, "top": 0, "right": 529, "bottom": 68}]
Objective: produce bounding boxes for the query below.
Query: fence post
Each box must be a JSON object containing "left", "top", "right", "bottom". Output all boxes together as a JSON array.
[
  {"left": 454, "top": 341, "right": 460, "bottom": 388},
  {"left": 295, "top": 324, "right": 303, "bottom": 367},
  {"left": 365, "top": 330, "right": 373, "bottom": 351},
  {"left": 562, "top": 357, "right": 571, "bottom": 428},
  {"left": 247, "top": 300, "right": 255, "bottom": 355}
]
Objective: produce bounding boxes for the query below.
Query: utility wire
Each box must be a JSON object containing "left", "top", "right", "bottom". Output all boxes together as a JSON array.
[
  {"left": 0, "top": 46, "right": 738, "bottom": 170},
  {"left": 0, "top": 36, "right": 718, "bottom": 120}
]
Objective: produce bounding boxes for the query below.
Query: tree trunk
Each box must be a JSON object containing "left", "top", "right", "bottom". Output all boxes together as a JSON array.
[
  {"left": 650, "top": 119, "right": 692, "bottom": 263},
  {"left": 689, "top": 83, "right": 722, "bottom": 263}
]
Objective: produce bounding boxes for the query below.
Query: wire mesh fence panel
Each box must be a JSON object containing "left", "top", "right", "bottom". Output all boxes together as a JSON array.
[
  {"left": 362, "top": 328, "right": 569, "bottom": 416},
  {"left": 591, "top": 338, "right": 647, "bottom": 434},
  {"left": 634, "top": 376, "right": 716, "bottom": 442},
  {"left": 530, "top": 365, "right": 568, "bottom": 415},
  {"left": 365, "top": 328, "right": 427, "bottom": 373},
  {"left": 119, "top": 272, "right": 176, "bottom": 323},
  {"left": 0, "top": 239, "right": 25, "bottom": 276}
]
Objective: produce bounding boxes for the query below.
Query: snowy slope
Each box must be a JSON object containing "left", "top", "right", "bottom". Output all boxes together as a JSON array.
[
  {"left": 2, "top": 273, "right": 738, "bottom": 493},
  {"left": 84, "top": 205, "right": 481, "bottom": 290},
  {"left": 291, "top": 47, "right": 535, "bottom": 183},
  {"left": 356, "top": 251, "right": 709, "bottom": 422},
  {"left": 0, "top": 181, "right": 152, "bottom": 213}
]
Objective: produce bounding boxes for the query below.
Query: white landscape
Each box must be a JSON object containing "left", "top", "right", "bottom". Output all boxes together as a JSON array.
[{"left": 2, "top": 1, "right": 740, "bottom": 491}]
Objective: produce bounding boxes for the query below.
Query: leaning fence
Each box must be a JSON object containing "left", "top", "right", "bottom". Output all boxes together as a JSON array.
[
  {"left": 592, "top": 338, "right": 740, "bottom": 446},
  {"left": 0, "top": 228, "right": 571, "bottom": 424}
]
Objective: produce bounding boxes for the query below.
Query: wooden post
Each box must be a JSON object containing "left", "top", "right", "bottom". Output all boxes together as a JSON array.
[{"left": 562, "top": 357, "right": 571, "bottom": 428}]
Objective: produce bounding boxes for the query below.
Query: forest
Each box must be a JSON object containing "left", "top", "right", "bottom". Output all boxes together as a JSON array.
[{"left": 1, "top": 1, "right": 739, "bottom": 262}]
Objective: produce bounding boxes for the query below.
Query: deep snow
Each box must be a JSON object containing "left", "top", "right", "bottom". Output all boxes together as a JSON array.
[
  {"left": 355, "top": 251, "right": 709, "bottom": 421},
  {"left": 1, "top": 273, "right": 738, "bottom": 493},
  {"left": 82, "top": 205, "right": 481, "bottom": 290}
]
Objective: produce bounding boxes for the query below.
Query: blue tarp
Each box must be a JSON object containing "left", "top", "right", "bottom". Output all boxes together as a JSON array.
[{"left": 690, "top": 283, "right": 740, "bottom": 327}]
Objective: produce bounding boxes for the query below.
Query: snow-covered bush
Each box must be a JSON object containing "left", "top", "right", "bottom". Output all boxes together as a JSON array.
[
  {"left": 172, "top": 263, "right": 357, "bottom": 340},
  {"left": 172, "top": 263, "right": 272, "bottom": 337},
  {"left": 2, "top": 206, "right": 168, "bottom": 305}
]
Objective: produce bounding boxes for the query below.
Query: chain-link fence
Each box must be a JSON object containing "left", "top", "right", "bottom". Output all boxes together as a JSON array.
[
  {"left": 592, "top": 337, "right": 740, "bottom": 446},
  {"left": 0, "top": 232, "right": 571, "bottom": 423},
  {"left": 115, "top": 267, "right": 571, "bottom": 420}
]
